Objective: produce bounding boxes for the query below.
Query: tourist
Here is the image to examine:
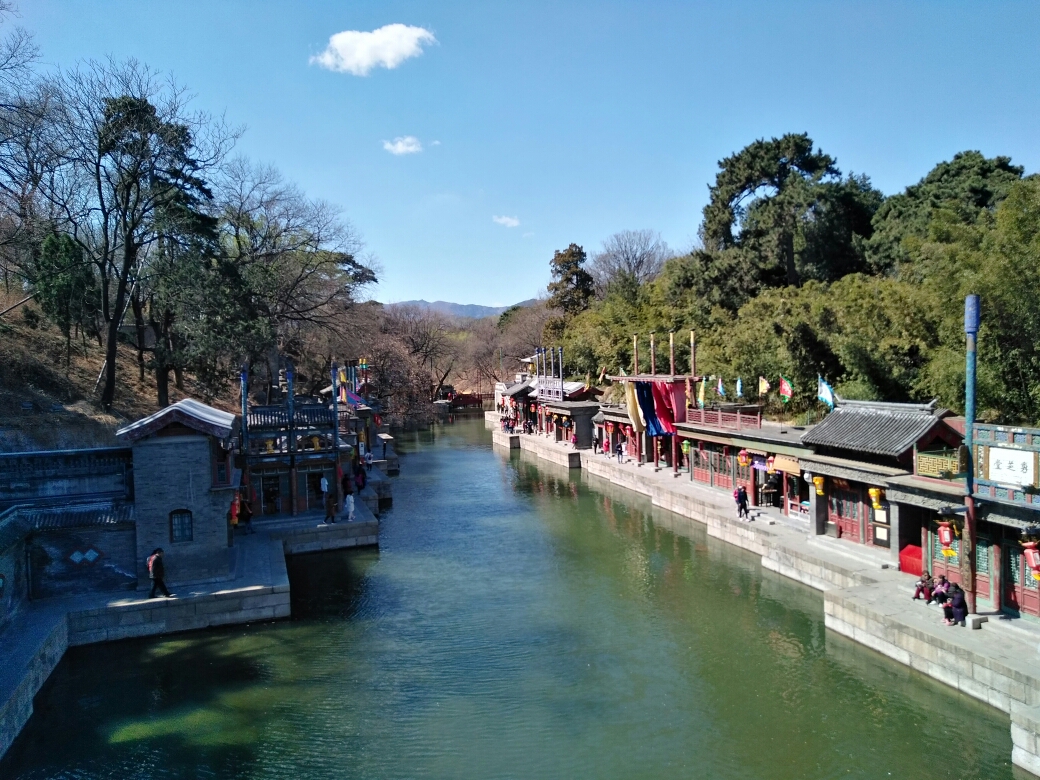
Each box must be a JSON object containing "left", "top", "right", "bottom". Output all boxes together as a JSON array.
[
  {"left": 931, "top": 575, "right": 950, "bottom": 604},
  {"left": 615, "top": 442, "right": 624, "bottom": 463},
  {"left": 365, "top": 450, "right": 374, "bottom": 471},
  {"left": 733, "top": 487, "right": 743, "bottom": 519},
  {"left": 147, "top": 548, "right": 173, "bottom": 599},
  {"left": 912, "top": 572, "right": 934, "bottom": 601},
  {"left": 343, "top": 479, "right": 355, "bottom": 522},
  {"left": 320, "top": 474, "right": 329, "bottom": 508},
  {"left": 240, "top": 493, "right": 256, "bottom": 534},
  {"left": 571, "top": 432, "right": 578, "bottom": 449},
  {"left": 324, "top": 491, "right": 337, "bottom": 524},
  {"left": 943, "top": 583, "right": 968, "bottom": 627},
  {"left": 737, "top": 486, "right": 750, "bottom": 520},
  {"left": 341, "top": 471, "right": 352, "bottom": 498}
]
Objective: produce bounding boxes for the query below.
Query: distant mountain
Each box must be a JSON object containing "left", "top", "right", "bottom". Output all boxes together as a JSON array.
[{"left": 389, "top": 299, "right": 538, "bottom": 319}]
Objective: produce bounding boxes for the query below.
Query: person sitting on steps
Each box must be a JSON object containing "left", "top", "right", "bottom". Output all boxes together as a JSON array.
[{"left": 912, "top": 572, "right": 934, "bottom": 602}]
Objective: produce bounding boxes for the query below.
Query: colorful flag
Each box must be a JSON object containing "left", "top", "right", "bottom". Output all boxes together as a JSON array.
[
  {"left": 736, "top": 378, "right": 743, "bottom": 398},
  {"left": 716, "top": 377, "right": 725, "bottom": 397},
  {"left": 758, "top": 376, "right": 771, "bottom": 396},
  {"left": 779, "top": 376, "right": 793, "bottom": 403},
  {"left": 817, "top": 376, "right": 836, "bottom": 409},
  {"left": 698, "top": 378, "right": 706, "bottom": 408}
]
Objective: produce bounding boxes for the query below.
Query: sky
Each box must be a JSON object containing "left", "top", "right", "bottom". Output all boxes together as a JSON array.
[{"left": 18, "top": 0, "right": 1040, "bottom": 306}]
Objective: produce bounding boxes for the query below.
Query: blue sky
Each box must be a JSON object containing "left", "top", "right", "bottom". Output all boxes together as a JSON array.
[{"left": 20, "top": 1, "right": 1040, "bottom": 306}]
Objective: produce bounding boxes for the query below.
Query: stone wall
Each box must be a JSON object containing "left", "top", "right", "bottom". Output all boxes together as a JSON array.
[
  {"left": 131, "top": 435, "right": 232, "bottom": 585},
  {"left": 0, "top": 535, "right": 28, "bottom": 632},
  {"left": 28, "top": 524, "right": 137, "bottom": 599}
]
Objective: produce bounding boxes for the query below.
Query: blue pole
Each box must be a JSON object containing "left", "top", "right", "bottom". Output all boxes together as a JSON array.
[{"left": 964, "top": 294, "right": 980, "bottom": 613}]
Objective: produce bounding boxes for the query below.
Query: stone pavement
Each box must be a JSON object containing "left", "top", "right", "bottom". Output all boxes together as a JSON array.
[
  {"left": 0, "top": 501, "right": 381, "bottom": 761},
  {"left": 492, "top": 421, "right": 1040, "bottom": 776}
]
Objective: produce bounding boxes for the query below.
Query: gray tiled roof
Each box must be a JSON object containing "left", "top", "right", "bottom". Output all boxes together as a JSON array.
[
  {"left": 23, "top": 501, "right": 135, "bottom": 530},
  {"left": 801, "top": 399, "right": 942, "bottom": 457}
]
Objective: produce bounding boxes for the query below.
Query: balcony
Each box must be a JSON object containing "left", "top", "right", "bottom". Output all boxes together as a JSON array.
[{"left": 684, "top": 408, "right": 762, "bottom": 430}]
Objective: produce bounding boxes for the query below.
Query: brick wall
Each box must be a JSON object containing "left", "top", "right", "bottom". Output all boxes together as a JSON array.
[
  {"left": 131, "top": 435, "right": 232, "bottom": 585},
  {"left": 28, "top": 524, "right": 137, "bottom": 599}
]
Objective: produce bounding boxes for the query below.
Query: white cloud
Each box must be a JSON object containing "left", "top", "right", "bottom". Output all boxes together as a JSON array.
[
  {"left": 383, "top": 136, "right": 422, "bottom": 155},
  {"left": 430, "top": 140, "right": 441, "bottom": 146},
  {"left": 493, "top": 215, "right": 520, "bottom": 228},
  {"left": 310, "top": 23, "right": 436, "bottom": 76}
]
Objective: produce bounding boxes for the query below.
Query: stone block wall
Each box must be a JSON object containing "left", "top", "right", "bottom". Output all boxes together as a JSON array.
[
  {"left": 0, "top": 536, "right": 28, "bottom": 631},
  {"left": 132, "top": 435, "right": 232, "bottom": 585},
  {"left": 28, "top": 524, "right": 137, "bottom": 599}
]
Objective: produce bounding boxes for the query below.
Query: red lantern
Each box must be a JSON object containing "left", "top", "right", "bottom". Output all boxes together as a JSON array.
[
  {"left": 1024, "top": 541, "right": 1040, "bottom": 576},
  {"left": 737, "top": 449, "right": 750, "bottom": 467},
  {"left": 937, "top": 521, "right": 954, "bottom": 549}
]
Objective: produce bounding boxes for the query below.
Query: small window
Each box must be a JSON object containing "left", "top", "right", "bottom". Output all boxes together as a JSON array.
[
  {"left": 170, "top": 510, "right": 193, "bottom": 543},
  {"left": 216, "top": 462, "right": 228, "bottom": 485}
]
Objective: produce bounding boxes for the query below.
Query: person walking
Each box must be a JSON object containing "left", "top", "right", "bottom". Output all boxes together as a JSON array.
[
  {"left": 324, "top": 491, "right": 337, "bottom": 524},
  {"left": 737, "top": 485, "right": 750, "bottom": 520},
  {"left": 615, "top": 442, "right": 624, "bottom": 463},
  {"left": 239, "top": 492, "right": 256, "bottom": 534},
  {"left": 343, "top": 480, "right": 356, "bottom": 522},
  {"left": 147, "top": 548, "right": 173, "bottom": 599},
  {"left": 365, "top": 450, "right": 374, "bottom": 471}
]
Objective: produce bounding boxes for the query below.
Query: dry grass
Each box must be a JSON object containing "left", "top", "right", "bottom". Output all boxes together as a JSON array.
[{"left": 0, "top": 290, "right": 236, "bottom": 452}]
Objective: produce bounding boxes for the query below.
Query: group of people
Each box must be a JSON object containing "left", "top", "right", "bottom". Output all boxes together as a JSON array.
[
  {"left": 500, "top": 416, "right": 534, "bottom": 435},
  {"left": 912, "top": 572, "right": 969, "bottom": 627},
  {"left": 321, "top": 462, "right": 368, "bottom": 524},
  {"left": 733, "top": 485, "right": 751, "bottom": 520}
]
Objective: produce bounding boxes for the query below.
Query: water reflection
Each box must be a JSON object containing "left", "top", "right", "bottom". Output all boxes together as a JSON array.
[{"left": 1, "top": 419, "right": 1014, "bottom": 780}]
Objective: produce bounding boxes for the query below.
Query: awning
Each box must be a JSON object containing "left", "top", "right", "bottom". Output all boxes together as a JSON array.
[{"left": 772, "top": 455, "right": 801, "bottom": 473}]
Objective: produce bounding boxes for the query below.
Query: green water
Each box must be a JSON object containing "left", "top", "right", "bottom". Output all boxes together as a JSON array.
[{"left": 1, "top": 419, "right": 1014, "bottom": 779}]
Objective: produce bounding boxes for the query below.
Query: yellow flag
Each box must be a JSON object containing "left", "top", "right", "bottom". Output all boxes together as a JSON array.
[{"left": 698, "top": 378, "right": 706, "bottom": 408}]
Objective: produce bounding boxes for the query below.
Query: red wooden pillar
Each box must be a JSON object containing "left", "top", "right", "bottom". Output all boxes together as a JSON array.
[
  {"left": 922, "top": 524, "right": 929, "bottom": 573},
  {"left": 672, "top": 436, "right": 678, "bottom": 474},
  {"left": 781, "top": 473, "right": 788, "bottom": 516},
  {"left": 654, "top": 437, "right": 660, "bottom": 469}
]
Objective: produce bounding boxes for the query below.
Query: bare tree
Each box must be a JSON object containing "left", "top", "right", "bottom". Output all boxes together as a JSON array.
[
  {"left": 588, "top": 229, "right": 672, "bottom": 297},
  {"left": 217, "top": 157, "right": 376, "bottom": 394}
]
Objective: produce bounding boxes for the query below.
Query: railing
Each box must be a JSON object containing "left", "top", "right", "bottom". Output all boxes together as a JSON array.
[
  {"left": 916, "top": 449, "right": 962, "bottom": 480},
  {"left": 684, "top": 408, "right": 762, "bottom": 430}
]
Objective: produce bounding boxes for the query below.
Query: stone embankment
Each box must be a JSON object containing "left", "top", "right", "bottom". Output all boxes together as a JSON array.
[
  {"left": 0, "top": 496, "right": 383, "bottom": 761},
  {"left": 488, "top": 411, "right": 1040, "bottom": 777}
]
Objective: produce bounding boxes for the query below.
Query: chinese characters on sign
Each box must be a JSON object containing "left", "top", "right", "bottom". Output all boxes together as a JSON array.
[{"left": 987, "top": 446, "right": 1035, "bottom": 487}]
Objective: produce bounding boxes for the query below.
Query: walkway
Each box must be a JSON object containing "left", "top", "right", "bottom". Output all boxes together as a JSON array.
[
  {"left": 0, "top": 500, "right": 380, "bottom": 760},
  {"left": 492, "top": 419, "right": 1040, "bottom": 776}
]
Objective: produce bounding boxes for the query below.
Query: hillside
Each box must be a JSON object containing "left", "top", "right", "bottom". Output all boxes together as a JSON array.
[
  {"left": 390, "top": 299, "right": 538, "bottom": 319},
  {"left": 0, "top": 293, "right": 236, "bottom": 452}
]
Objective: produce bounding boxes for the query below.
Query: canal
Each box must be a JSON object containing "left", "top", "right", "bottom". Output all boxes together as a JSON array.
[{"left": 1, "top": 419, "right": 1013, "bottom": 779}]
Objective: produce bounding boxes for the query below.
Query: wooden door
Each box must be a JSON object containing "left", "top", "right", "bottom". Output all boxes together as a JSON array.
[
  {"left": 1006, "top": 548, "right": 1040, "bottom": 618},
  {"left": 711, "top": 452, "right": 733, "bottom": 490},
  {"left": 828, "top": 488, "right": 861, "bottom": 542}
]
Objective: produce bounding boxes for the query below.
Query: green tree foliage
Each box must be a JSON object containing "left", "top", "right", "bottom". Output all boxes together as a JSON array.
[
  {"left": 865, "top": 151, "right": 1024, "bottom": 276},
  {"left": 683, "top": 133, "right": 882, "bottom": 313},
  {"left": 546, "top": 243, "right": 594, "bottom": 317},
  {"left": 34, "top": 232, "right": 99, "bottom": 366}
]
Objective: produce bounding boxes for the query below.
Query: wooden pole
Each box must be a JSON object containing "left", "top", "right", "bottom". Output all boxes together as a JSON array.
[
  {"left": 650, "top": 333, "right": 656, "bottom": 375},
  {"left": 669, "top": 332, "right": 675, "bottom": 376},
  {"left": 633, "top": 334, "right": 639, "bottom": 375},
  {"left": 690, "top": 330, "right": 696, "bottom": 377}
]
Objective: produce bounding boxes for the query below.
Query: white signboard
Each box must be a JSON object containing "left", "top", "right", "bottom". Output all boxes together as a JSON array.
[
  {"left": 988, "top": 446, "right": 1035, "bottom": 486},
  {"left": 538, "top": 377, "right": 563, "bottom": 402}
]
